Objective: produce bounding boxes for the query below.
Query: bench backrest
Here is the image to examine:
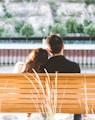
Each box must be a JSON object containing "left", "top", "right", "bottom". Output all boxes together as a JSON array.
[{"left": 0, "top": 73, "right": 95, "bottom": 114}]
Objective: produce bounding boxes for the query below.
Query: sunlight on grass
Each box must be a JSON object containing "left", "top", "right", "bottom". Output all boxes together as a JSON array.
[
  {"left": 23, "top": 69, "right": 58, "bottom": 120},
  {"left": 23, "top": 71, "right": 95, "bottom": 120}
]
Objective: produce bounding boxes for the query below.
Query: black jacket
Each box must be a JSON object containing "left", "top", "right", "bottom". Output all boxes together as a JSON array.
[{"left": 44, "top": 55, "right": 80, "bottom": 73}]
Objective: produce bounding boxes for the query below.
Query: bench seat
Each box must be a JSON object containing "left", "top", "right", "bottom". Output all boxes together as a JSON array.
[{"left": 0, "top": 73, "right": 95, "bottom": 114}]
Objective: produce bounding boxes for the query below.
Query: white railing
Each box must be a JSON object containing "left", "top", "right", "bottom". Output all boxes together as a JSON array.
[{"left": 0, "top": 43, "right": 95, "bottom": 66}]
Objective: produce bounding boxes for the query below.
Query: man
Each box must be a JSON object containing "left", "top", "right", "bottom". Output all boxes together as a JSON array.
[{"left": 44, "top": 34, "right": 82, "bottom": 120}]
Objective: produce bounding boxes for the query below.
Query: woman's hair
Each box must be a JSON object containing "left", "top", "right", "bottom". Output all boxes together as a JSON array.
[{"left": 22, "top": 48, "right": 48, "bottom": 73}]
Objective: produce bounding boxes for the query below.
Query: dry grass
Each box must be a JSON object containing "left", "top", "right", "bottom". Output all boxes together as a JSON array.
[{"left": 24, "top": 71, "right": 95, "bottom": 120}]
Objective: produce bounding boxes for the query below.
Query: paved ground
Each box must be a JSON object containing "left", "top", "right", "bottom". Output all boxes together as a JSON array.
[{"left": 0, "top": 113, "right": 95, "bottom": 120}]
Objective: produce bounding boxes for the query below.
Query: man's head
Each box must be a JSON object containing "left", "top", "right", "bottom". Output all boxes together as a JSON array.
[{"left": 46, "top": 34, "right": 64, "bottom": 55}]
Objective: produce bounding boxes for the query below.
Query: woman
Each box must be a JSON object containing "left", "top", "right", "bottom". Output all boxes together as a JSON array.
[
  {"left": 22, "top": 48, "right": 48, "bottom": 119},
  {"left": 14, "top": 48, "right": 48, "bottom": 73},
  {"left": 13, "top": 48, "right": 48, "bottom": 119},
  {"left": 22, "top": 48, "right": 48, "bottom": 73}
]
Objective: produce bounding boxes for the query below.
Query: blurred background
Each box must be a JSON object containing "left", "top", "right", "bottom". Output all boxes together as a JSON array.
[{"left": 0, "top": 0, "right": 95, "bottom": 73}]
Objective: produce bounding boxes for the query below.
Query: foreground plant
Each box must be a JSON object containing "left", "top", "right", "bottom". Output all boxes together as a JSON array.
[
  {"left": 23, "top": 69, "right": 58, "bottom": 120},
  {"left": 23, "top": 71, "right": 94, "bottom": 120}
]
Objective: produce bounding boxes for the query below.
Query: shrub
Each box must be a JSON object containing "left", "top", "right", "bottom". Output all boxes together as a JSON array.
[
  {"left": 4, "top": 12, "right": 12, "bottom": 18},
  {"left": 65, "top": 18, "right": 79, "bottom": 33},
  {"left": 84, "top": 0, "right": 95, "bottom": 5},
  {"left": 54, "top": 16, "right": 61, "bottom": 23},
  {"left": 2, "top": 3, "right": 12, "bottom": 18},
  {"left": 48, "top": 0, "right": 59, "bottom": 23},
  {"left": 84, "top": 23, "right": 95, "bottom": 37},
  {"left": 11, "top": 0, "right": 24, "bottom": 2},
  {"left": 51, "top": 23, "right": 67, "bottom": 37},
  {"left": 15, "top": 20, "right": 25, "bottom": 33},
  {"left": 65, "top": 0, "right": 82, "bottom": 2},
  {"left": 77, "top": 23, "right": 84, "bottom": 33},
  {"left": 0, "top": 26, "right": 4, "bottom": 37},
  {"left": 2, "top": 31, "right": 18, "bottom": 37},
  {"left": 39, "top": 24, "right": 46, "bottom": 36},
  {"left": 20, "top": 23, "right": 34, "bottom": 37},
  {"left": 83, "top": 19, "right": 93, "bottom": 26}
]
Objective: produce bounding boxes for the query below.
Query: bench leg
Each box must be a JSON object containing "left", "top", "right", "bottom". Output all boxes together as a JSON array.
[
  {"left": 27, "top": 113, "right": 31, "bottom": 117},
  {"left": 41, "top": 113, "right": 47, "bottom": 119},
  {"left": 74, "top": 114, "right": 82, "bottom": 120}
]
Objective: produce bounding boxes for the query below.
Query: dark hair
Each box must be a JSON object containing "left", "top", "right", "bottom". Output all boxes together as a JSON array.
[
  {"left": 46, "top": 34, "right": 63, "bottom": 54},
  {"left": 22, "top": 48, "right": 48, "bottom": 73}
]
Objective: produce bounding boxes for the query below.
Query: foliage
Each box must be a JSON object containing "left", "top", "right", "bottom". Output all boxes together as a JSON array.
[
  {"left": 65, "top": 18, "right": 79, "bottom": 33},
  {"left": 77, "top": 23, "right": 84, "bottom": 33},
  {"left": 83, "top": 19, "right": 93, "bottom": 26},
  {"left": 4, "top": 12, "right": 13, "bottom": 18},
  {"left": 13, "top": 0, "right": 38, "bottom": 2},
  {"left": 69, "top": 11, "right": 81, "bottom": 17},
  {"left": 54, "top": 0, "right": 95, "bottom": 2},
  {"left": 1, "top": 0, "right": 95, "bottom": 37},
  {"left": 20, "top": 23, "right": 34, "bottom": 37},
  {"left": 84, "top": 23, "right": 95, "bottom": 36},
  {"left": 32, "top": 0, "right": 38, "bottom": 2},
  {"left": 39, "top": 24, "right": 46, "bottom": 36},
  {"left": 11, "top": 0, "right": 24, "bottom": 2},
  {"left": 2, "top": 3, "right": 12, "bottom": 18},
  {"left": 2, "top": 31, "right": 18, "bottom": 37},
  {"left": 63, "top": 0, "right": 83, "bottom": 2},
  {"left": 84, "top": 0, "right": 95, "bottom": 5},
  {"left": 54, "top": 16, "right": 62, "bottom": 23},
  {"left": 48, "top": 0, "right": 59, "bottom": 23},
  {"left": 0, "top": 0, "right": 3, "bottom": 2},
  {"left": 51, "top": 23, "right": 67, "bottom": 37},
  {"left": 47, "top": 25, "right": 52, "bottom": 35},
  {"left": 15, "top": 20, "right": 25, "bottom": 33},
  {"left": 0, "top": 26, "right": 4, "bottom": 37}
]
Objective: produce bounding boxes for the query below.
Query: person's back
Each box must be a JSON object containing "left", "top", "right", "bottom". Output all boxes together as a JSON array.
[
  {"left": 45, "top": 55, "right": 80, "bottom": 73},
  {"left": 43, "top": 34, "right": 81, "bottom": 120}
]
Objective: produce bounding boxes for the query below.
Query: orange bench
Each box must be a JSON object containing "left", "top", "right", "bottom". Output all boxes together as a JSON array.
[{"left": 0, "top": 73, "right": 95, "bottom": 114}]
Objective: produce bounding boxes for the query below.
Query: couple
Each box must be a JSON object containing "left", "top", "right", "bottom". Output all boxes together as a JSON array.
[{"left": 14, "top": 34, "right": 81, "bottom": 120}]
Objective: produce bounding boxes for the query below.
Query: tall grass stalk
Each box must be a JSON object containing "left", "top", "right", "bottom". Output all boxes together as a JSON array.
[
  {"left": 83, "top": 74, "right": 89, "bottom": 114},
  {"left": 23, "top": 72, "right": 94, "bottom": 120},
  {"left": 23, "top": 73, "right": 46, "bottom": 113},
  {"left": 24, "top": 69, "right": 58, "bottom": 120}
]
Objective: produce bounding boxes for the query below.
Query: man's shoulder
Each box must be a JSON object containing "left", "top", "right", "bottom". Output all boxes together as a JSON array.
[
  {"left": 44, "top": 55, "right": 81, "bottom": 73},
  {"left": 65, "top": 58, "right": 80, "bottom": 73},
  {"left": 47, "top": 56, "right": 79, "bottom": 67},
  {"left": 68, "top": 59, "right": 79, "bottom": 66}
]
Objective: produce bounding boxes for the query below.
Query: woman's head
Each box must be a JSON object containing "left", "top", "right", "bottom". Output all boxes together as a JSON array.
[
  {"left": 29, "top": 48, "right": 48, "bottom": 62},
  {"left": 22, "top": 48, "right": 48, "bottom": 73}
]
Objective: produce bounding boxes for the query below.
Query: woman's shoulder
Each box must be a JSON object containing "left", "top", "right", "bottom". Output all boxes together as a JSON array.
[{"left": 13, "top": 61, "right": 24, "bottom": 73}]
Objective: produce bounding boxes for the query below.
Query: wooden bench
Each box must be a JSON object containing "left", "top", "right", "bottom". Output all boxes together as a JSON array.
[{"left": 0, "top": 73, "right": 95, "bottom": 114}]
